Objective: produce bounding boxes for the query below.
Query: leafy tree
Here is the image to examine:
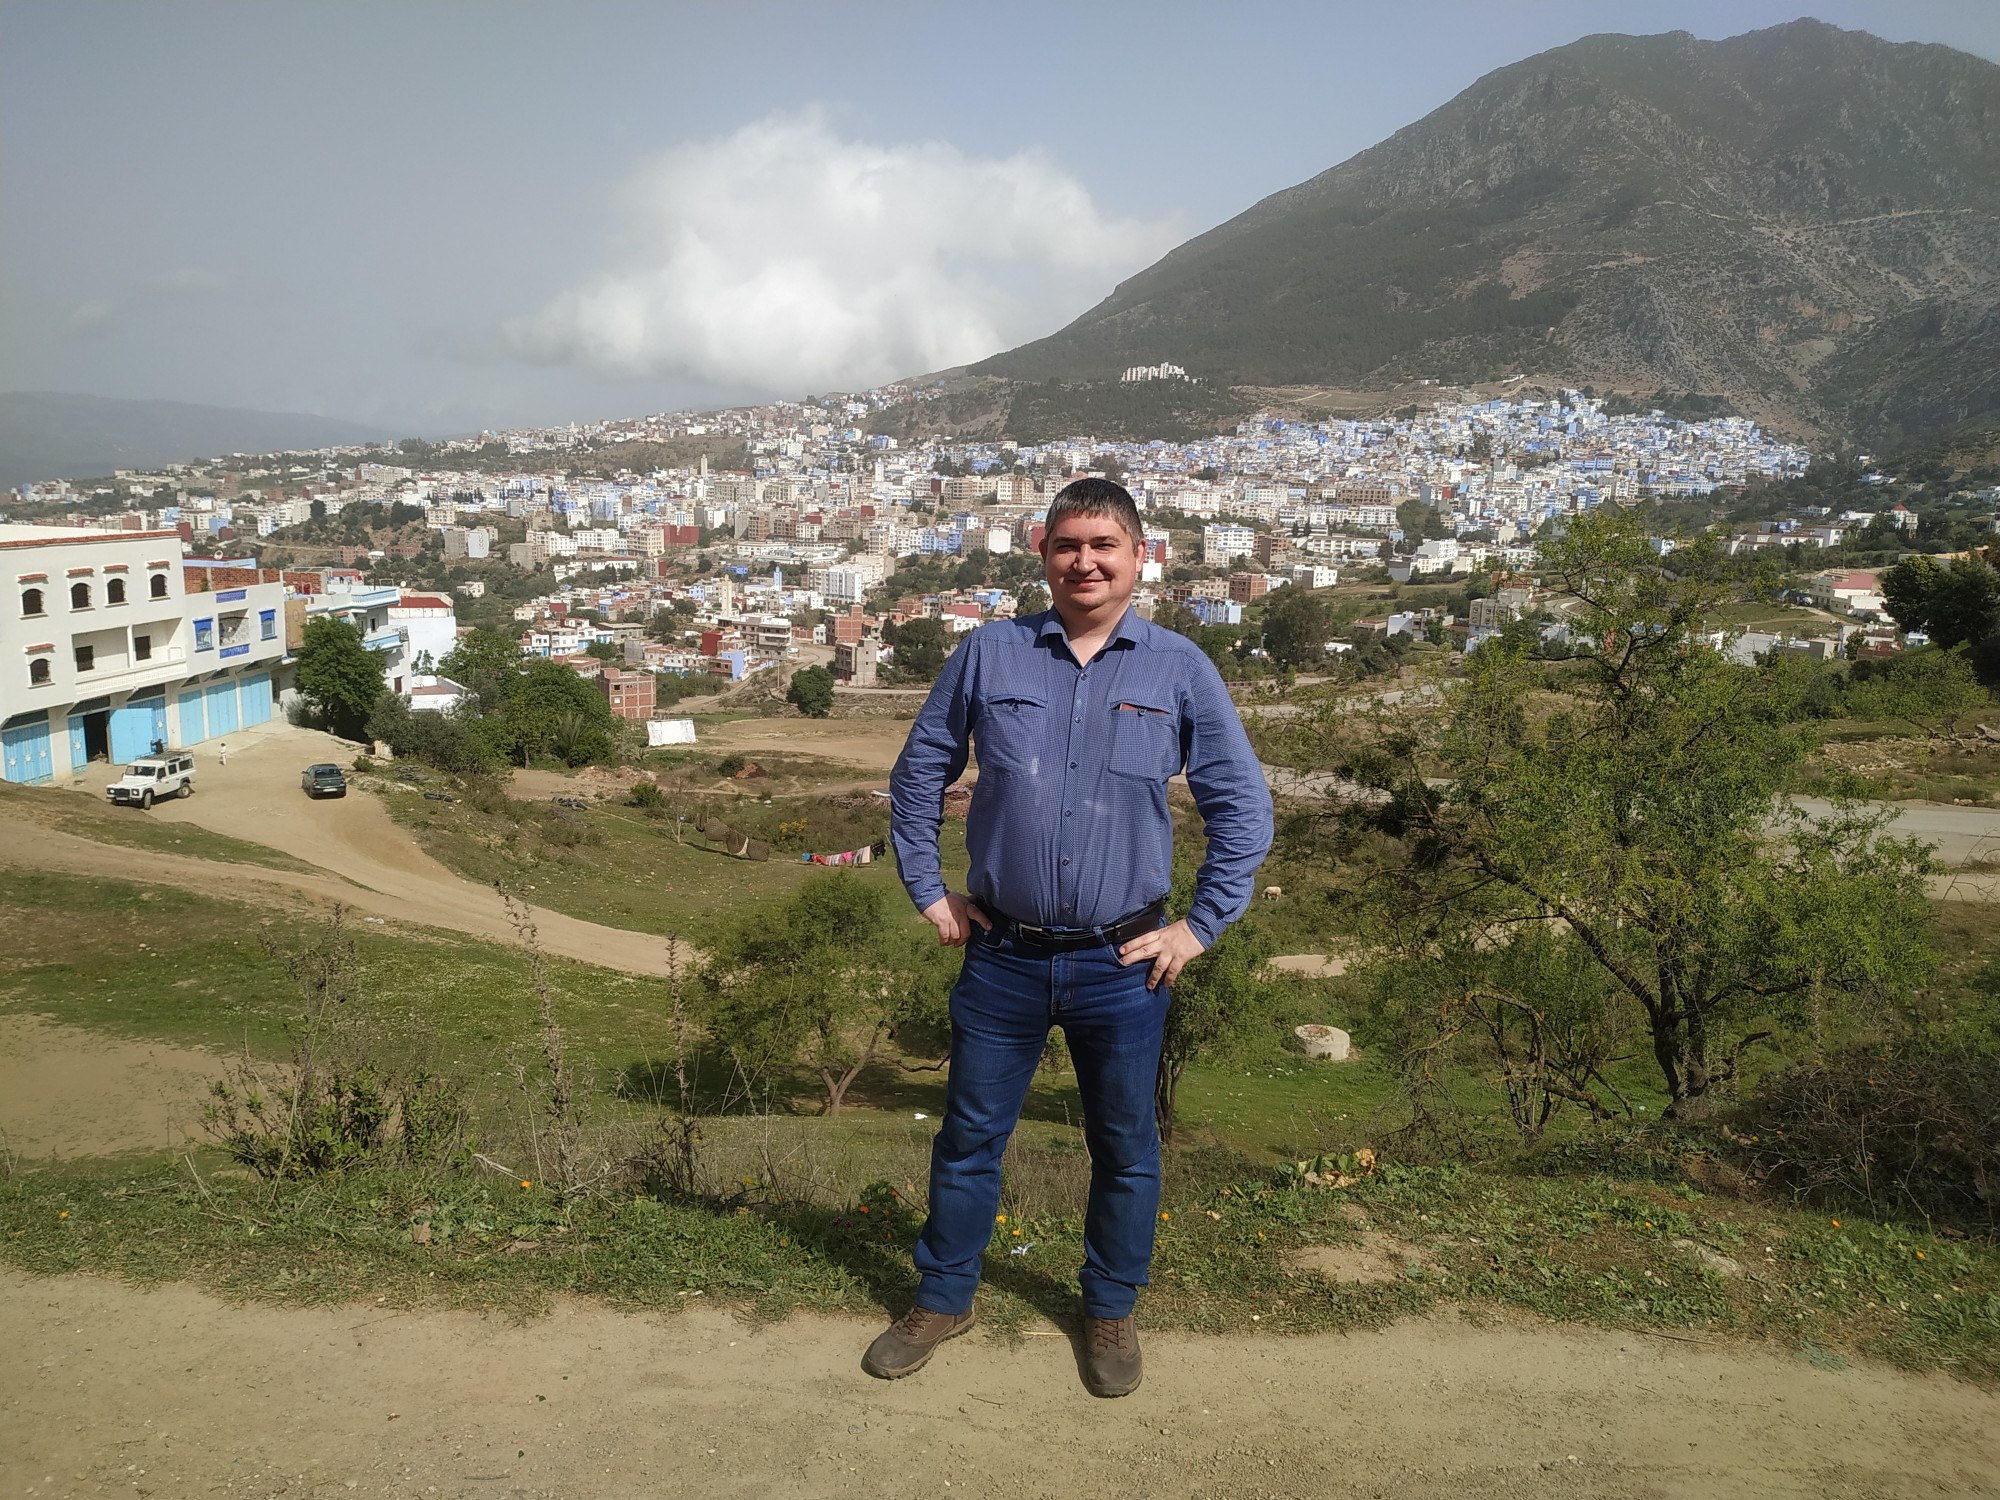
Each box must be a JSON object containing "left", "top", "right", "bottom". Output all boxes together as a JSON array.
[
  {"left": 504, "top": 659, "right": 616, "bottom": 766},
  {"left": 1261, "top": 587, "right": 1332, "bottom": 669},
  {"left": 441, "top": 630, "right": 525, "bottom": 715},
  {"left": 1396, "top": 497, "right": 1450, "bottom": 543},
  {"left": 1289, "top": 511, "right": 1938, "bottom": 1120},
  {"left": 365, "top": 691, "right": 500, "bottom": 774},
  {"left": 1847, "top": 646, "right": 1990, "bottom": 737},
  {"left": 295, "top": 617, "right": 386, "bottom": 740},
  {"left": 700, "top": 875, "right": 956, "bottom": 1114},
  {"left": 787, "top": 664, "right": 835, "bottom": 718},
  {"left": 1014, "top": 580, "right": 1051, "bottom": 617},
  {"left": 887, "top": 616, "right": 949, "bottom": 680},
  {"left": 583, "top": 641, "right": 620, "bottom": 663},
  {"left": 1143, "top": 601, "right": 1198, "bottom": 642},
  {"left": 1881, "top": 550, "right": 2000, "bottom": 683}
]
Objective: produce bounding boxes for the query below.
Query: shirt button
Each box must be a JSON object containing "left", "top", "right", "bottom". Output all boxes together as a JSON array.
[
  {"left": 1064, "top": 809, "right": 1072, "bottom": 817},
  {"left": 1062, "top": 857, "right": 1071, "bottom": 865},
  {"left": 1069, "top": 761, "right": 1077, "bottom": 769}
]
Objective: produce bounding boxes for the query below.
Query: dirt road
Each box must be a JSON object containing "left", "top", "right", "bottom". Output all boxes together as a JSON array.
[
  {"left": 5, "top": 1270, "right": 1994, "bottom": 1500},
  {"left": 46, "top": 722, "right": 682, "bottom": 977}
]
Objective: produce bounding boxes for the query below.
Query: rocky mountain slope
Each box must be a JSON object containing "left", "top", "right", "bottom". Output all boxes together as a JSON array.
[{"left": 972, "top": 20, "right": 2000, "bottom": 444}]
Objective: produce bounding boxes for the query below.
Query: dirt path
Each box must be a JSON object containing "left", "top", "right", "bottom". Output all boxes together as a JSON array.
[
  {"left": 0, "top": 1017, "right": 224, "bottom": 1159},
  {"left": 5, "top": 1271, "right": 1995, "bottom": 1499},
  {"left": 40, "top": 722, "right": 682, "bottom": 977}
]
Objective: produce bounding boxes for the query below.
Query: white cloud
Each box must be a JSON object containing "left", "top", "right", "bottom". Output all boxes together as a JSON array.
[{"left": 505, "top": 110, "right": 1177, "bottom": 394}]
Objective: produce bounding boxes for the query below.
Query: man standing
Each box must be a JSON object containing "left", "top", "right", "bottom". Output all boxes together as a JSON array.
[{"left": 868, "top": 478, "right": 1273, "bottom": 1396}]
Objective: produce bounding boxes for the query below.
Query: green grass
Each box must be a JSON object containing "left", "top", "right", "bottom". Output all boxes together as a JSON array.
[
  {"left": 0, "top": 872, "right": 691, "bottom": 1102},
  {"left": 373, "top": 779, "right": 964, "bottom": 946},
  {"left": 4, "top": 863, "right": 1998, "bottom": 1378},
  {"left": 0, "top": 780, "right": 317, "bottom": 873},
  {"left": 5, "top": 1152, "right": 1994, "bottom": 1378},
  {"left": 1708, "top": 600, "right": 1839, "bottom": 635}
]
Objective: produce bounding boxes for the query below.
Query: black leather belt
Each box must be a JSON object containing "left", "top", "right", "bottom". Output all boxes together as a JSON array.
[{"left": 983, "top": 898, "right": 1166, "bottom": 953}]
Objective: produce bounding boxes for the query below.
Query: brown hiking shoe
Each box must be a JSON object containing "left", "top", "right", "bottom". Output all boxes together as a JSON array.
[
  {"left": 1082, "top": 1314, "right": 1142, "bottom": 1397},
  {"left": 861, "top": 1305, "right": 976, "bottom": 1379}
]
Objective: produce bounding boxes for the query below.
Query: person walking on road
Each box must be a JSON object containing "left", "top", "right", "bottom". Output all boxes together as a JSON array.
[
  {"left": 217, "top": 740, "right": 229, "bottom": 767},
  {"left": 867, "top": 477, "right": 1273, "bottom": 1397}
]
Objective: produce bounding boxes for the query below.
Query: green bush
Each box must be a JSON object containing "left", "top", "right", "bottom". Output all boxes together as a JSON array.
[{"left": 787, "top": 664, "right": 835, "bottom": 718}]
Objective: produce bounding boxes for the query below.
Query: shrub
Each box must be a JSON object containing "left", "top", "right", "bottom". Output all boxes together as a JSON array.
[
  {"left": 199, "top": 908, "right": 468, "bottom": 1180},
  {"left": 1739, "top": 1046, "right": 2000, "bottom": 1236},
  {"left": 716, "top": 753, "right": 748, "bottom": 778},
  {"left": 787, "top": 664, "right": 835, "bottom": 718}
]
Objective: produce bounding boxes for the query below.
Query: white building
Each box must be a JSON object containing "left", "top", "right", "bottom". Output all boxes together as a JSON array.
[
  {"left": 1387, "top": 537, "right": 1461, "bottom": 581},
  {"left": 1202, "top": 524, "right": 1257, "bottom": 566},
  {"left": 1, "top": 524, "right": 287, "bottom": 783},
  {"left": 388, "top": 593, "right": 460, "bottom": 677}
]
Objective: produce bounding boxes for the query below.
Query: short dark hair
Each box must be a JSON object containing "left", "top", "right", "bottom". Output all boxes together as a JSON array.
[{"left": 1044, "top": 477, "right": 1143, "bottom": 549}]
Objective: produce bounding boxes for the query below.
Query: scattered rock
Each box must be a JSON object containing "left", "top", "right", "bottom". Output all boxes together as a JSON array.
[
  {"left": 1671, "top": 1238, "right": 1743, "bottom": 1277},
  {"left": 1295, "top": 1024, "right": 1352, "bottom": 1060}
]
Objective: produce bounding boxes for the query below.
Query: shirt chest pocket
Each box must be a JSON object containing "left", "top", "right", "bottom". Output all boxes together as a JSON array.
[
  {"left": 975, "top": 694, "right": 1049, "bottom": 779},
  {"left": 1108, "top": 700, "right": 1180, "bottom": 780}
]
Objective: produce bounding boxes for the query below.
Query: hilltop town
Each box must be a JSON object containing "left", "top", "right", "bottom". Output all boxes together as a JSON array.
[{"left": 9, "top": 383, "right": 1909, "bottom": 767}]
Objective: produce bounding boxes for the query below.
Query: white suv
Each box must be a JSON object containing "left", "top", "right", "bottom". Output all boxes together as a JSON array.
[{"left": 106, "top": 753, "right": 195, "bottom": 809}]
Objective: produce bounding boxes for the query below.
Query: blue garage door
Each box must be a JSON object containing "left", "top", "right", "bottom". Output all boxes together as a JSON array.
[
  {"left": 203, "top": 678, "right": 240, "bottom": 738},
  {"left": 110, "top": 691, "right": 168, "bottom": 762},
  {"left": 177, "top": 687, "right": 207, "bottom": 746},
  {"left": 69, "top": 717, "right": 88, "bottom": 770},
  {"left": 239, "top": 673, "right": 272, "bottom": 727},
  {"left": 2, "top": 714, "right": 55, "bottom": 785}
]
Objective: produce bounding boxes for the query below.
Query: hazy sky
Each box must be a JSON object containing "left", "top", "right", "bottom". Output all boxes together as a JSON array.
[{"left": 4, "top": 1, "right": 1998, "bottom": 438}]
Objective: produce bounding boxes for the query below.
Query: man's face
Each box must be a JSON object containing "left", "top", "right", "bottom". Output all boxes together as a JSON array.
[{"left": 1041, "top": 512, "right": 1141, "bottom": 620}]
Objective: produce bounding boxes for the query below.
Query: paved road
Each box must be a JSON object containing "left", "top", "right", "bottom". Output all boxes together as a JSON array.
[{"left": 1789, "top": 796, "right": 2000, "bottom": 866}]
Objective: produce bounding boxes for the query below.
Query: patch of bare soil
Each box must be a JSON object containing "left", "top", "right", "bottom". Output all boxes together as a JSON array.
[
  {"left": 1281, "top": 1231, "right": 1428, "bottom": 1285},
  {"left": 5, "top": 1271, "right": 1998, "bottom": 1500},
  {"left": 1266, "top": 954, "right": 1349, "bottom": 979},
  {"left": 702, "top": 716, "right": 911, "bottom": 774},
  {"left": 0, "top": 1017, "right": 222, "bottom": 1160}
]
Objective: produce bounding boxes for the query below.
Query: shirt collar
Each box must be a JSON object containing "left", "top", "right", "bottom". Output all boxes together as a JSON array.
[{"left": 1035, "top": 604, "right": 1142, "bottom": 655}]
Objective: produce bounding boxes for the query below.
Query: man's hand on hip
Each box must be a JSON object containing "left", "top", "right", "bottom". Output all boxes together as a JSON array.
[
  {"left": 921, "top": 892, "right": 993, "bottom": 947},
  {"left": 1117, "top": 918, "right": 1205, "bottom": 990}
]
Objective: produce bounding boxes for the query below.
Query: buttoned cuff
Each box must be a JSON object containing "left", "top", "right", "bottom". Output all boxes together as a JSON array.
[
  {"left": 906, "top": 878, "right": 950, "bottom": 916},
  {"left": 1185, "top": 907, "right": 1225, "bottom": 949}
]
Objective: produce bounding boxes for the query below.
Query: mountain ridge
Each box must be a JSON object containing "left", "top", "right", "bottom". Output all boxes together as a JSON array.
[
  {"left": 972, "top": 19, "right": 2000, "bottom": 446},
  {"left": 0, "top": 391, "right": 397, "bottom": 488}
]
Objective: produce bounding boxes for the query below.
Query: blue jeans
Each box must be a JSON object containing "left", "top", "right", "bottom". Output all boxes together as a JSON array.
[{"left": 913, "top": 925, "right": 1168, "bottom": 1319}]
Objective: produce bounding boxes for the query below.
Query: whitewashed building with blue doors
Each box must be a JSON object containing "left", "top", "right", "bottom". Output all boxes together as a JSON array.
[{"left": 1, "top": 523, "right": 287, "bottom": 784}]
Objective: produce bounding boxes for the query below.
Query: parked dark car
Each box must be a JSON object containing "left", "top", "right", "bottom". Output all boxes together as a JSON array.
[{"left": 301, "top": 763, "right": 348, "bottom": 799}]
